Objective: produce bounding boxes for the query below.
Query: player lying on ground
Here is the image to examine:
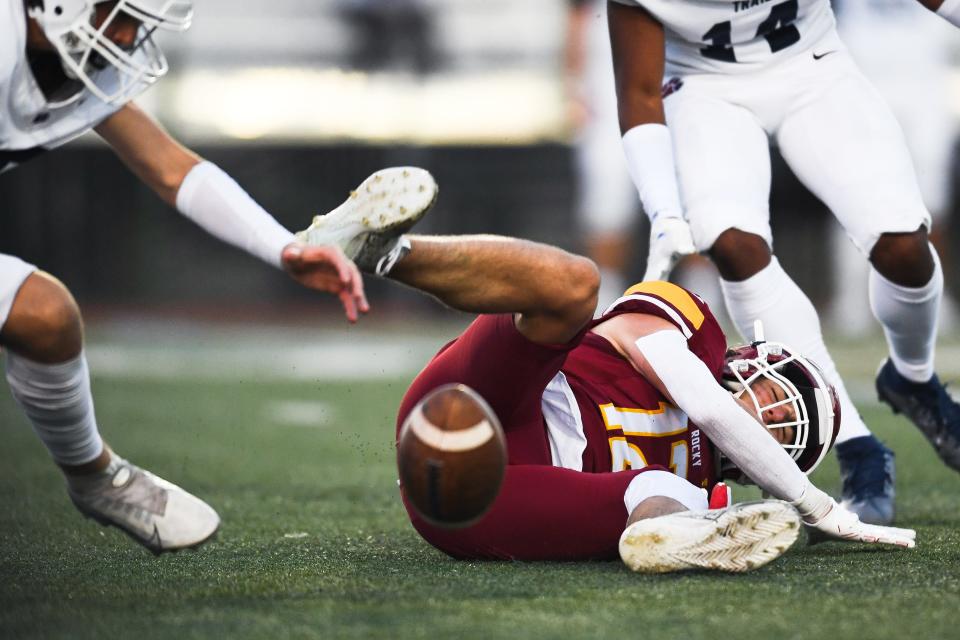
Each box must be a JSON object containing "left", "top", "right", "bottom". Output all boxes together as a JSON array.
[
  {"left": 297, "top": 195, "right": 916, "bottom": 573},
  {"left": 608, "top": 0, "right": 960, "bottom": 527},
  {"left": 1, "top": 0, "right": 434, "bottom": 552}
]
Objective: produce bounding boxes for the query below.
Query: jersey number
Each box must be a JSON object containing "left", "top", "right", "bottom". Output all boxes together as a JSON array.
[
  {"left": 609, "top": 438, "right": 689, "bottom": 479},
  {"left": 700, "top": 0, "right": 801, "bottom": 63}
]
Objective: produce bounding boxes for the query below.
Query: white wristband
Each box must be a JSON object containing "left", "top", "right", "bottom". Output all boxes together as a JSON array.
[
  {"left": 632, "top": 329, "right": 810, "bottom": 502},
  {"left": 937, "top": 0, "right": 960, "bottom": 27},
  {"left": 621, "top": 123, "right": 684, "bottom": 222},
  {"left": 175, "top": 161, "right": 295, "bottom": 268}
]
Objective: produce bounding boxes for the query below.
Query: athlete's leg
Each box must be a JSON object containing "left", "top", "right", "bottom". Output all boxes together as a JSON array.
[
  {"left": 1, "top": 267, "right": 106, "bottom": 472},
  {"left": 775, "top": 55, "right": 935, "bottom": 375},
  {"left": 0, "top": 258, "right": 219, "bottom": 552},
  {"left": 776, "top": 53, "right": 959, "bottom": 474},
  {"left": 409, "top": 463, "right": 796, "bottom": 573},
  {"left": 407, "top": 466, "right": 710, "bottom": 561},
  {"left": 388, "top": 235, "right": 599, "bottom": 346},
  {"left": 406, "top": 466, "right": 645, "bottom": 560}
]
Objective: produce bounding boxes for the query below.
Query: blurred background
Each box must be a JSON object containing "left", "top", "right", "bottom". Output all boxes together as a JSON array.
[{"left": 1, "top": 0, "right": 959, "bottom": 342}]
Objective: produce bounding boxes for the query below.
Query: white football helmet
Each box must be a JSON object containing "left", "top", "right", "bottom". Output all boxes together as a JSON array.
[
  {"left": 721, "top": 321, "right": 841, "bottom": 476},
  {"left": 26, "top": 0, "right": 193, "bottom": 107}
]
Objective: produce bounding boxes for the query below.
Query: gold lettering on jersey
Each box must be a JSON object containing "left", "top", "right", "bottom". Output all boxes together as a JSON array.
[
  {"left": 624, "top": 281, "right": 705, "bottom": 330},
  {"left": 600, "top": 403, "right": 688, "bottom": 437},
  {"left": 733, "top": 0, "right": 773, "bottom": 12}
]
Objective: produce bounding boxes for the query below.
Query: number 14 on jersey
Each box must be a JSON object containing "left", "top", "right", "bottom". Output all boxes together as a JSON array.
[{"left": 701, "top": 0, "right": 801, "bottom": 62}]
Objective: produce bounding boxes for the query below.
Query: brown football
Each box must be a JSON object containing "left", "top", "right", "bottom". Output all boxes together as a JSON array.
[{"left": 397, "top": 383, "right": 507, "bottom": 529}]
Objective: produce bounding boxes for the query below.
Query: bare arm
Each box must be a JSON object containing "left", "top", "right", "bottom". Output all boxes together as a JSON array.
[
  {"left": 94, "top": 103, "right": 200, "bottom": 207},
  {"left": 95, "top": 103, "right": 368, "bottom": 321},
  {"left": 608, "top": 1, "right": 667, "bottom": 132}
]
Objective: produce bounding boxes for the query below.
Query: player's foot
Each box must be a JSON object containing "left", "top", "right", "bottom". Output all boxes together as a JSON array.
[
  {"left": 876, "top": 358, "right": 960, "bottom": 472},
  {"left": 67, "top": 453, "right": 220, "bottom": 554},
  {"left": 835, "top": 435, "right": 895, "bottom": 526},
  {"left": 296, "top": 167, "right": 438, "bottom": 275},
  {"left": 619, "top": 500, "right": 800, "bottom": 574}
]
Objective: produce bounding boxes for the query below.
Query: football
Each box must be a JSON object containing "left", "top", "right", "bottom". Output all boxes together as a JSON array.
[{"left": 397, "top": 383, "right": 507, "bottom": 529}]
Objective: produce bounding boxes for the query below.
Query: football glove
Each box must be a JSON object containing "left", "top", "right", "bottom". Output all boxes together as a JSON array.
[
  {"left": 794, "top": 494, "right": 916, "bottom": 548},
  {"left": 643, "top": 216, "right": 696, "bottom": 282}
]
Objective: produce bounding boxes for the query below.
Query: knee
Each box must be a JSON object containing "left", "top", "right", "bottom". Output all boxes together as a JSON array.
[
  {"left": 1, "top": 272, "right": 83, "bottom": 363},
  {"left": 708, "top": 230, "right": 772, "bottom": 281},
  {"left": 869, "top": 228, "right": 934, "bottom": 287}
]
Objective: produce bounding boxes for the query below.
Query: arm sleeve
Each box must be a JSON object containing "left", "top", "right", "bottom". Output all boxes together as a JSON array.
[
  {"left": 175, "top": 161, "right": 296, "bottom": 268},
  {"left": 621, "top": 124, "right": 685, "bottom": 223},
  {"left": 633, "top": 330, "right": 810, "bottom": 502}
]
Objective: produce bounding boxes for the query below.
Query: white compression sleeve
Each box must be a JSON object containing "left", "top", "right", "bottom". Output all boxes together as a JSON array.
[
  {"left": 937, "top": 0, "right": 960, "bottom": 28},
  {"left": 621, "top": 124, "right": 684, "bottom": 222},
  {"left": 175, "top": 161, "right": 296, "bottom": 268},
  {"left": 5, "top": 351, "right": 104, "bottom": 466},
  {"left": 633, "top": 330, "right": 810, "bottom": 502}
]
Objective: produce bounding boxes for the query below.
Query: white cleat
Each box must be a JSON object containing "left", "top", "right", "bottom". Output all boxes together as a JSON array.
[
  {"left": 68, "top": 455, "right": 220, "bottom": 554},
  {"left": 619, "top": 500, "right": 800, "bottom": 574},
  {"left": 296, "top": 166, "right": 438, "bottom": 275}
]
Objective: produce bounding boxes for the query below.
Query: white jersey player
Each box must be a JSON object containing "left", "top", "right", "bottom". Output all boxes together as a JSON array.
[
  {"left": 608, "top": 0, "right": 960, "bottom": 525},
  {"left": 1, "top": 0, "right": 430, "bottom": 553}
]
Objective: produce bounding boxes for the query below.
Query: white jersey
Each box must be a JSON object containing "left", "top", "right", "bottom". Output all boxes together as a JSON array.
[
  {"left": 612, "top": 0, "right": 839, "bottom": 75},
  {"left": 1, "top": 0, "right": 128, "bottom": 172}
]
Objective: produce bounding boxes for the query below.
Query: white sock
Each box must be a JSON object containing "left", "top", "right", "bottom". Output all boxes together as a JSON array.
[
  {"left": 5, "top": 351, "right": 104, "bottom": 466},
  {"left": 624, "top": 470, "right": 708, "bottom": 514},
  {"left": 868, "top": 245, "right": 942, "bottom": 383},
  {"left": 720, "top": 257, "right": 871, "bottom": 443}
]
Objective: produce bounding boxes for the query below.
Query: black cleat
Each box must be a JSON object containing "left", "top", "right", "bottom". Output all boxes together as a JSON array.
[
  {"left": 876, "top": 358, "right": 960, "bottom": 472},
  {"left": 835, "top": 435, "right": 895, "bottom": 525}
]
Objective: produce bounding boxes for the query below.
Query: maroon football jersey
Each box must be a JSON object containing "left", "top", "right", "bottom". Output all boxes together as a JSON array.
[{"left": 560, "top": 281, "right": 727, "bottom": 489}]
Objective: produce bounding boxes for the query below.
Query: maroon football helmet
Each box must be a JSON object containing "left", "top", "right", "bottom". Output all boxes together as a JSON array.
[{"left": 721, "top": 324, "right": 841, "bottom": 476}]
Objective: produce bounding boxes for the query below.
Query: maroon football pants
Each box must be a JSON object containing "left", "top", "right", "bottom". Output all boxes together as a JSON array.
[{"left": 397, "top": 314, "right": 646, "bottom": 560}]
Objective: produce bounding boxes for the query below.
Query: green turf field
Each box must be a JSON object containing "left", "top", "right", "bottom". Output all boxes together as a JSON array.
[{"left": 1, "top": 327, "right": 959, "bottom": 640}]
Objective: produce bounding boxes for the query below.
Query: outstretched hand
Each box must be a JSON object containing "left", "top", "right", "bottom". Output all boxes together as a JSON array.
[
  {"left": 281, "top": 243, "right": 370, "bottom": 323},
  {"left": 801, "top": 498, "right": 916, "bottom": 549},
  {"left": 642, "top": 216, "right": 696, "bottom": 282}
]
